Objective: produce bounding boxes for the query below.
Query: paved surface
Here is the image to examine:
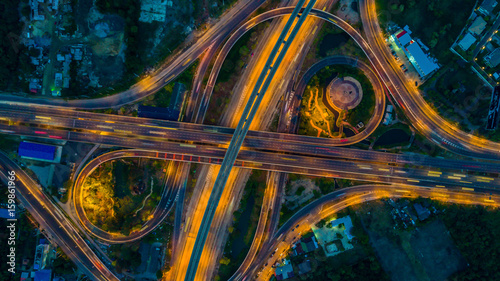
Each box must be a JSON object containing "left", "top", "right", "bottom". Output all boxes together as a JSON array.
[{"left": 327, "top": 76, "right": 363, "bottom": 110}]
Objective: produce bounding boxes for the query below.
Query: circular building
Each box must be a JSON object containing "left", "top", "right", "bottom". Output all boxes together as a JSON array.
[{"left": 326, "top": 76, "right": 363, "bottom": 111}]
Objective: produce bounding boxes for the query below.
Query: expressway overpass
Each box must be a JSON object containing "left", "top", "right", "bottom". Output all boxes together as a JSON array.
[
  {"left": 70, "top": 147, "right": 499, "bottom": 244},
  {"left": 0, "top": 0, "right": 268, "bottom": 109},
  {"left": 1, "top": 3, "right": 500, "bottom": 281},
  {"left": 0, "top": 5, "right": 497, "bottom": 160},
  {"left": 2, "top": 118, "right": 500, "bottom": 191},
  {"left": 184, "top": 1, "right": 318, "bottom": 280},
  {"left": 0, "top": 104, "right": 499, "bottom": 175},
  {"left": 0, "top": 7, "right": 498, "bottom": 160}
]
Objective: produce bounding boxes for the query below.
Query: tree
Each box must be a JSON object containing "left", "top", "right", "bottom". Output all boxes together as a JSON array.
[
  {"left": 219, "top": 256, "right": 231, "bottom": 265},
  {"left": 315, "top": 219, "right": 327, "bottom": 228}
]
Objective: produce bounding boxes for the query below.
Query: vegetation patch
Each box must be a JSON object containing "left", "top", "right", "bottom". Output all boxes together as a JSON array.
[
  {"left": 205, "top": 22, "right": 269, "bottom": 125},
  {"left": 217, "top": 170, "right": 266, "bottom": 281},
  {"left": 298, "top": 65, "right": 375, "bottom": 137},
  {"left": 421, "top": 63, "right": 499, "bottom": 140},
  {"left": 0, "top": 0, "right": 33, "bottom": 91},
  {"left": 82, "top": 158, "right": 167, "bottom": 235},
  {"left": 109, "top": 242, "right": 142, "bottom": 274},
  {"left": 439, "top": 204, "right": 500, "bottom": 280}
]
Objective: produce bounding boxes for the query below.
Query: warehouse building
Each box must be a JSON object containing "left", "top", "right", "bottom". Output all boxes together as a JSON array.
[
  {"left": 18, "top": 142, "right": 57, "bottom": 162},
  {"left": 393, "top": 29, "right": 440, "bottom": 78}
]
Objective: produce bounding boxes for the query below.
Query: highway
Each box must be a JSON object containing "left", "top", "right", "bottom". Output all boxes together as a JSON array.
[
  {"left": 182, "top": 0, "right": 318, "bottom": 279},
  {"left": 1, "top": 3, "right": 500, "bottom": 281},
  {"left": 1, "top": 107, "right": 499, "bottom": 175},
  {"left": 0, "top": 152, "right": 119, "bottom": 281},
  {"left": 1, "top": 122, "right": 499, "bottom": 190},
  {"left": 0, "top": 6, "right": 496, "bottom": 158},
  {"left": 243, "top": 184, "right": 500, "bottom": 280},
  {"left": 61, "top": 146, "right": 498, "bottom": 249}
]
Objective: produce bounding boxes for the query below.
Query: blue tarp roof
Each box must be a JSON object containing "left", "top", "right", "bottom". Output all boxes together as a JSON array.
[
  {"left": 0, "top": 208, "right": 12, "bottom": 219},
  {"left": 18, "top": 142, "right": 56, "bottom": 161},
  {"left": 34, "top": 269, "right": 52, "bottom": 281}
]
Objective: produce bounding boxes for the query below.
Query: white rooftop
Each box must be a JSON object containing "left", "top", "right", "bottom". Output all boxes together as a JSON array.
[
  {"left": 458, "top": 33, "right": 477, "bottom": 51},
  {"left": 330, "top": 216, "right": 355, "bottom": 240}
]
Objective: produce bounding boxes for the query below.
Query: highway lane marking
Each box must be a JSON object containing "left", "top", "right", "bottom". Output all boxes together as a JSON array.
[
  {"left": 395, "top": 170, "right": 406, "bottom": 173},
  {"left": 453, "top": 173, "right": 466, "bottom": 177},
  {"left": 165, "top": 74, "right": 174, "bottom": 82},
  {"left": 478, "top": 176, "right": 495, "bottom": 180},
  {"left": 378, "top": 168, "right": 390, "bottom": 172},
  {"left": 435, "top": 185, "right": 445, "bottom": 188},
  {"left": 460, "top": 181, "right": 472, "bottom": 184},
  {"left": 312, "top": 25, "right": 318, "bottom": 35},
  {"left": 139, "top": 124, "right": 176, "bottom": 130},
  {"left": 407, "top": 179, "right": 419, "bottom": 183},
  {"left": 447, "top": 176, "right": 461, "bottom": 180},
  {"left": 150, "top": 131, "right": 166, "bottom": 135},
  {"left": 462, "top": 187, "right": 474, "bottom": 191},
  {"left": 428, "top": 171, "right": 442, "bottom": 175},
  {"left": 395, "top": 189, "right": 410, "bottom": 193},
  {"left": 427, "top": 173, "right": 441, "bottom": 177},
  {"left": 105, "top": 121, "right": 115, "bottom": 123},
  {"left": 97, "top": 125, "right": 112, "bottom": 129},
  {"left": 477, "top": 179, "right": 492, "bottom": 182},
  {"left": 182, "top": 58, "right": 192, "bottom": 66}
]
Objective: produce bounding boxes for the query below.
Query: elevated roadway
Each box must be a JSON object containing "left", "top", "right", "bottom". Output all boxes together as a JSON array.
[
  {"left": 0, "top": 5, "right": 498, "bottom": 159},
  {"left": 182, "top": 0, "right": 318, "bottom": 279},
  {"left": 0, "top": 106, "right": 499, "bottom": 175},
  {"left": 65, "top": 147, "right": 499, "bottom": 246},
  {"left": 1, "top": 121, "right": 499, "bottom": 190}
]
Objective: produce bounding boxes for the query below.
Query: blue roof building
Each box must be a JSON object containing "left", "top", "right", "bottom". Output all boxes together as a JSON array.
[
  {"left": 18, "top": 142, "right": 56, "bottom": 161},
  {"left": 0, "top": 208, "right": 13, "bottom": 219},
  {"left": 34, "top": 269, "right": 52, "bottom": 281},
  {"left": 393, "top": 29, "right": 440, "bottom": 78}
]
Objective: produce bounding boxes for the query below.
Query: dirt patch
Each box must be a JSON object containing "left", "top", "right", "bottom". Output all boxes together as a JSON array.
[
  {"left": 358, "top": 201, "right": 465, "bottom": 281},
  {"left": 285, "top": 178, "right": 320, "bottom": 209},
  {"left": 410, "top": 220, "right": 467, "bottom": 281},
  {"left": 90, "top": 33, "right": 124, "bottom": 56},
  {"left": 334, "top": 0, "right": 360, "bottom": 25}
]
